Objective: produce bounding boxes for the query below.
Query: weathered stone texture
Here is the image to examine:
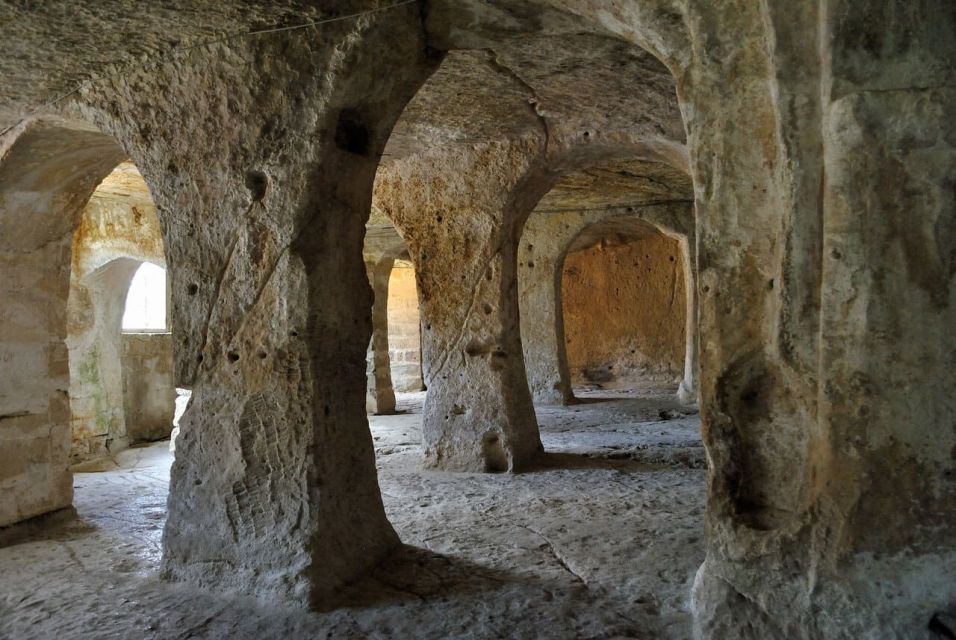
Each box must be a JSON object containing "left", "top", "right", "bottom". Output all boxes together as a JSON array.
[
  {"left": 519, "top": 200, "right": 696, "bottom": 405},
  {"left": 376, "top": 139, "right": 551, "bottom": 472},
  {"left": 0, "top": 1, "right": 952, "bottom": 636},
  {"left": 562, "top": 232, "right": 685, "bottom": 388},
  {"left": 122, "top": 333, "right": 176, "bottom": 443},
  {"left": 0, "top": 123, "right": 125, "bottom": 528},
  {"left": 74, "top": 5, "right": 438, "bottom": 606},
  {"left": 366, "top": 258, "right": 397, "bottom": 415}
]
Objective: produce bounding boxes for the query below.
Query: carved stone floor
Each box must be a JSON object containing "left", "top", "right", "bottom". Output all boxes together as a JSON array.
[{"left": 0, "top": 387, "right": 704, "bottom": 639}]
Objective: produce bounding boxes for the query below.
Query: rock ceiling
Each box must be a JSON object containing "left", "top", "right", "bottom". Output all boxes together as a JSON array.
[{"left": 1, "top": 1, "right": 691, "bottom": 242}]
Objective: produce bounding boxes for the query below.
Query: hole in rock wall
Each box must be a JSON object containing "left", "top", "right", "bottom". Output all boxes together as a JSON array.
[{"left": 335, "top": 107, "right": 371, "bottom": 156}]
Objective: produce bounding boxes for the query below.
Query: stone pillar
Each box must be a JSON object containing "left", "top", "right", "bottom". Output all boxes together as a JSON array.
[
  {"left": 0, "top": 123, "right": 126, "bottom": 528},
  {"left": 81, "top": 8, "right": 438, "bottom": 607},
  {"left": 376, "top": 138, "right": 552, "bottom": 471},
  {"left": 669, "top": 232, "right": 698, "bottom": 405},
  {"left": 684, "top": 1, "right": 956, "bottom": 636},
  {"left": 365, "top": 258, "right": 396, "bottom": 415},
  {"left": 683, "top": 3, "right": 830, "bottom": 634},
  {"left": 518, "top": 213, "right": 575, "bottom": 405},
  {"left": 812, "top": 0, "right": 956, "bottom": 630},
  {"left": 385, "top": 261, "right": 424, "bottom": 392}
]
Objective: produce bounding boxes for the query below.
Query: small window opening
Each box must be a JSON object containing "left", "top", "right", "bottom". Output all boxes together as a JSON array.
[{"left": 122, "top": 263, "right": 167, "bottom": 332}]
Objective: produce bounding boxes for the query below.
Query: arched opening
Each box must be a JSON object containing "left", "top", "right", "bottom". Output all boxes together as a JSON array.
[
  {"left": 1, "top": 5, "right": 948, "bottom": 638},
  {"left": 0, "top": 122, "right": 129, "bottom": 528},
  {"left": 67, "top": 162, "right": 175, "bottom": 463},
  {"left": 518, "top": 159, "right": 697, "bottom": 408},
  {"left": 561, "top": 220, "right": 687, "bottom": 398},
  {"left": 386, "top": 257, "right": 424, "bottom": 395},
  {"left": 122, "top": 262, "right": 168, "bottom": 332},
  {"left": 0, "top": 119, "right": 182, "bottom": 578},
  {"left": 58, "top": 159, "right": 177, "bottom": 576},
  {"left": 2, "top": 7, "right": 711, "bottom": 632},
  {"left": 361, "top": 23, "right": 707, "bottom": 636}
]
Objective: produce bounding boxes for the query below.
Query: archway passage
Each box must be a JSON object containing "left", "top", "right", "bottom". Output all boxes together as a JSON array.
[
  {"left": 386, "top": 259, "right": 424, "bottom": 394},
  {"left": 1, "top": 3, "right": 953, "bottom": 638},
  {"left": 0, "top": 122, "right": 127, "bottom": 529},
  {"left": 562, "top": 225, "right": 686, "bottom": 395},
  {"left": 518, "top": 159, "right": 697, "bottom": 407},
  {"left": 67, "top": 162, "right": 175, "bottom": 462}
]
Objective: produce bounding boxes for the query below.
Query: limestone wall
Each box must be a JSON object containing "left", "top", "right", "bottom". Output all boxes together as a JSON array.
[
  {"left": 122, "top": 333, "right": 175, "bottom": 442},
  {"left": 387, "top": 262, "right": 423, "bottom": 392},
  {"left": 519, "top": 202, "right": 696, "bottom": 405},
  {"left": 0, "top": 2, "right": 950, "bottom": 632},
  {"left": 562, "top": 233, "right": 685, "bottom": 388}
]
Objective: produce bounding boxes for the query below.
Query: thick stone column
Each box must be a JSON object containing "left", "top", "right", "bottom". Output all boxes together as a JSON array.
[
  {"left": 812, "top": 0, "right": 956, "bottom": 631},
  {"left": 518, "top": 213, "right": 575, "bottom": 405},
  {"left": 376, "top": 138, "right": 552, "bottom": 471},
  {"left": 683, "top": 3, "right": 831, "bottom": 634},
  {"left": 681, "top": 1, "right": 956, "bottom": 636},
  {"left": 365, "top": 258, "right": 396, "bottom": 415},
  {"left": 79, "top": 7, "right": 438, "bottom": 607},
  {"left": 668, "top": 231, "right": 698, "bottom": 405}
]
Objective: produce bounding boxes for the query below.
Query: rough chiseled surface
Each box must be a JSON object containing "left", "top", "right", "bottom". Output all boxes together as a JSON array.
[
  {"left": 376, "top": 139, "right": 551, "bottom": 472},
  {"left": 0, "top": 391, "right": 706, "bottom": 639},
  {"left": 0, "top": 1, "right": 954, "bottom": 637},
  {"left": 519, "top": 200, "right": 696, "bottom": 406},
  {"left": 562, "top": 232, "right": 686, "bottom": 388},
  {"left": 0, "top": 123, "right": 126, "bottom": 528},
  {"left": 3, "top": 1, "right": 440, "bottom": 607}
]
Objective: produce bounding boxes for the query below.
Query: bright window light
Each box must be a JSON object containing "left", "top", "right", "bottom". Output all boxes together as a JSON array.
[{"left": 123, "top": 263, "right": 167, "bottom": 331}]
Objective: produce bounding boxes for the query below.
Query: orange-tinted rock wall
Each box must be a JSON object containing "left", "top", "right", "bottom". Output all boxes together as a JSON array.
[{"left": 562, "top": 234, "right": 685, "bottom": 388}]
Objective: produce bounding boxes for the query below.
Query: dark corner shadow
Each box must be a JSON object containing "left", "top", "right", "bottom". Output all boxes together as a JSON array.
[
  {"left": 0, "top": 507, "right": 98, "bottom": 549},
  {"left": 328, "top": 544, "right": 556, "bottom": 610},
  {"left": 519, "top": 451, "right": 659, "bottom": 473}
]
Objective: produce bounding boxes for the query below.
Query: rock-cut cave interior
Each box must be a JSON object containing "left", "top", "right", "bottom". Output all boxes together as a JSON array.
[{"left": 0, "top": 2, "right": 954, "bottom": 639}]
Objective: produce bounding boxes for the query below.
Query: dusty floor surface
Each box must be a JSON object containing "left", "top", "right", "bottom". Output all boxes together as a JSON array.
[{"left": 0, "top": 386, "right": 704, "bottom": 639}]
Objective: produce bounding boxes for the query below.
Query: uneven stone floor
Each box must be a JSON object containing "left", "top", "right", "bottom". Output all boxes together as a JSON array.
[{"left": 0, "top": 386, "right": 704, "bottom": 639}]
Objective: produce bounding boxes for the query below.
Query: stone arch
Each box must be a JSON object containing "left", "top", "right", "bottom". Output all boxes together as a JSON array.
[
  {"left": 0, "top": 119, "right": 131, "bottom": 527},
  {"left": 0, "top": 3, "right": 949, "bottom": 635},
  {"left": 385, "top": 252, "right": 425, "bottom": 394},
  {"left": 65, "top": 9, "right": 443, "bottom": 607},
  {"left": 68, "top": 257, "right": 149, "bottom": 460},
  {"left": 364, "top": 247, "right": 425, "bottom": 414},
  {"left": 521, "top": 205, "right": 696, "bottom": 406},
  {"left": 66, "top": 162, "right": 173, "bottom": 462},
  {"left": 373, "top": 19, "right": 690, "bottom": 472},
  {"left": 517, "top": 151, "right": 696, "bottom": 406},
  {"left": 560, "top": 216, "right": 693, "bottom": 394}
]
